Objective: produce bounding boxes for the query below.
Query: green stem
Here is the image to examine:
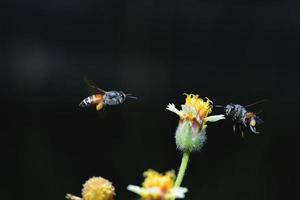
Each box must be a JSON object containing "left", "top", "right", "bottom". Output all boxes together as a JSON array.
[{"left": 174, "top": 151, "right": 190, "bottom": 187}]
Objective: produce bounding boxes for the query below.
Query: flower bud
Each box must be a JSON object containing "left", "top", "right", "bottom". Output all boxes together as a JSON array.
[
  {"left": 167, "top": 94, "right": 225, "bottom": 153},
  {"left": 175, "top": 120, "right": 207, "bottom": 152}
]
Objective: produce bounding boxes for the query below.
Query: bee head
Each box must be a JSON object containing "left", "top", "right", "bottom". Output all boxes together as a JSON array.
[
  {"left": 119, "top": 91, "right": 126, "bottom": 100},
  {"left": 225, "top": 104, "right": 235, "bottom": 116}
]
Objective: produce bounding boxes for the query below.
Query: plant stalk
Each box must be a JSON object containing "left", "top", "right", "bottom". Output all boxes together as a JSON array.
[{"left": 174, "top": 151, "right": 190, "bottom": 187}]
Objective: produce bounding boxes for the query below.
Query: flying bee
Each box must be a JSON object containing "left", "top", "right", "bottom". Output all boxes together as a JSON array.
[
  {"left": 79, "top": 80, "right": 137, "bottom": 111},
  {"left": 216, "top": 100, "right": 267, "bottom": 137}
]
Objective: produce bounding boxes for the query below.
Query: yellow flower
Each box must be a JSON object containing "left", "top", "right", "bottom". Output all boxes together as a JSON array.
[
  {"left": 127, "top": 169, "right": 187, "bottom": 200},
  {"left": 66, "top": 177, "right": 115, "bottom": 200},
  {"left": 167, "top": 94, "right": 225, "bottom": 152},
  {"left": 167, "top": 94, "right": 224, "bottom": 126}
]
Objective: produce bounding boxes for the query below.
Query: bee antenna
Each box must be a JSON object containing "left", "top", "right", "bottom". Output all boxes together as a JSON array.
[
  {"left": 215, "top": 105, "right": 225, "bottom": 108},
  {"left": 126, "top": 93, "right": 138, "bottom": 100}
]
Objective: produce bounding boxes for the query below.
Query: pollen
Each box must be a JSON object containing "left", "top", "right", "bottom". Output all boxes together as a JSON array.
[
  {"left": 250, "top": 118, "right": 256, "bottom": 126},
  {"left": 82, "top": 177, "right": 115, "bottom": 200},
  {"left": 96, "top": 102, "right": 103, "bottom": 111}
]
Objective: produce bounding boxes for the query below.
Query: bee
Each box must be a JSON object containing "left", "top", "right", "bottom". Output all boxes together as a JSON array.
[
  {"left": 79, "top": 80, "right": 137, "bottom": 111},
  {"left": 216, "top": 100, "right": 267, "bottom": 137}
]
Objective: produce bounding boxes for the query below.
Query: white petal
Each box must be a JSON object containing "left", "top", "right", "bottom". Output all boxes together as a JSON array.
[
  {"left": 169, "top": 187, "right": 188, "bottom": 198},
  {"left": 205, "top": 114, "right": 225, "bottom": 122},
  {"left": 127, "top": 185, "right": 143, "bottom": 195},
  {"left": 127, "top": 185, "right": 161, "bottom": 196},
  {"left": 166, "top": 103, "right": 183, "bottom": 117},
  {"left": 143, "top": 187, "right": 161, "bottom": 195}
]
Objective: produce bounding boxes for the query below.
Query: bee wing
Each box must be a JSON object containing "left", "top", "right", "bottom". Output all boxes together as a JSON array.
[
  {"left": 245, "top": 99, "right": 269, "bottom": 117},
  {"left": 84, "top": 76, "right": 106, "bottom": 95},
  {"left": 255, "top": 116, "right": 264, "bottom": 125},
  {"left": 245, "top": 99, "right": 269, "bottom": 108}
]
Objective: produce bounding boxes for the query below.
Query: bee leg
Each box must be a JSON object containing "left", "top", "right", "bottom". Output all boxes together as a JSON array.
[
  {"left": 250, "top": 125, "right": 260, "bottom": 134},
  {"left": 241, "top": 131, "right": 245, "bottom": 138},
  {"left": 233, "top": 124, "right": 236, "bottom": 132},
  {"left": 239, "top": 126, "right": 245, "bottom": 138},
  {"left": 66, "top": 194, "right": 82, "bottom": 200},
  {"left": 242, "top": 117, "right": 247, "bottom": 127},
  {"left": 96, "top": 102, "right": 104, "bottom": 111}
]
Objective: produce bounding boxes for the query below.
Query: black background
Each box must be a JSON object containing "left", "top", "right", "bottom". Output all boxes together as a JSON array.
[{"left": 2, "top": 0, "right": 299, "bottom": 200}]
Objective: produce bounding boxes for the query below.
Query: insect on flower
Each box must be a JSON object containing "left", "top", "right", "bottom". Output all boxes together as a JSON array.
[
  {"left": 79, "top": 79, "right": 137, "bottom": 111},
  {"left": 216, "top": 99, "right": 267, "bottom": 137}
]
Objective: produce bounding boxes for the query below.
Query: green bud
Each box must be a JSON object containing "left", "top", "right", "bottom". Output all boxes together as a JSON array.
[{"left": 175, "top": 120, "right": 207, "bottom": 152}]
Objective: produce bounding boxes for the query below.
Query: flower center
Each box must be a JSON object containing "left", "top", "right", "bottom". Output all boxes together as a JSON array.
[
  {"left": 184, "top": 94, "right": 213, "bottom": 120},
  {"left": 142, "top": 170, "right": 175, "bottom": 193}
]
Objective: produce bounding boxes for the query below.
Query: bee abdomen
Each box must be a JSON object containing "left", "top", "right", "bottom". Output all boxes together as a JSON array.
[{"left": 79, "top": 96, "right": 93, "bottom": 107}]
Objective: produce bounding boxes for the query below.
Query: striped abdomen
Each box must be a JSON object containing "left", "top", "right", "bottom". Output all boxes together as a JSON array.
[{"left": 79, "top": 95, "right": 103, "bottom": 108}]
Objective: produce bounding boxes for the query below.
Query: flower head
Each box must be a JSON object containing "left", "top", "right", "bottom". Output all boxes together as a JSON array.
[
  {"left": 127, "top": 169, "right": 187, "bottom": 200},
  {"left": 82, "top": 177, "right": 115, "bottom": 200},
  {"left": 66, "top": 177, "right": 115, "bottom": 200},
  {"left": 167, "top": 94, "right": 225, "bottom": 152}
]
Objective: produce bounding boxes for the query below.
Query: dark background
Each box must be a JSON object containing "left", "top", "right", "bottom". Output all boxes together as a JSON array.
[{"left": 2, "top": 0, "right": 299, "bottom": 200}]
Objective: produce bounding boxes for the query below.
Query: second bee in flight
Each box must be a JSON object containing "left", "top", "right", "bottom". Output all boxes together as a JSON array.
[{"left": 216, "top": 100, "right": 266, "bottom": 137}]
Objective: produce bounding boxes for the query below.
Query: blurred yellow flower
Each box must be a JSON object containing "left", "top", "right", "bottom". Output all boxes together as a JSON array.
[
  {"left": 66, "top": 177, "right": 115, "bottom": 200},
  {"left": 127, "top": 169, "right": 187, "bottom": 200}
]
